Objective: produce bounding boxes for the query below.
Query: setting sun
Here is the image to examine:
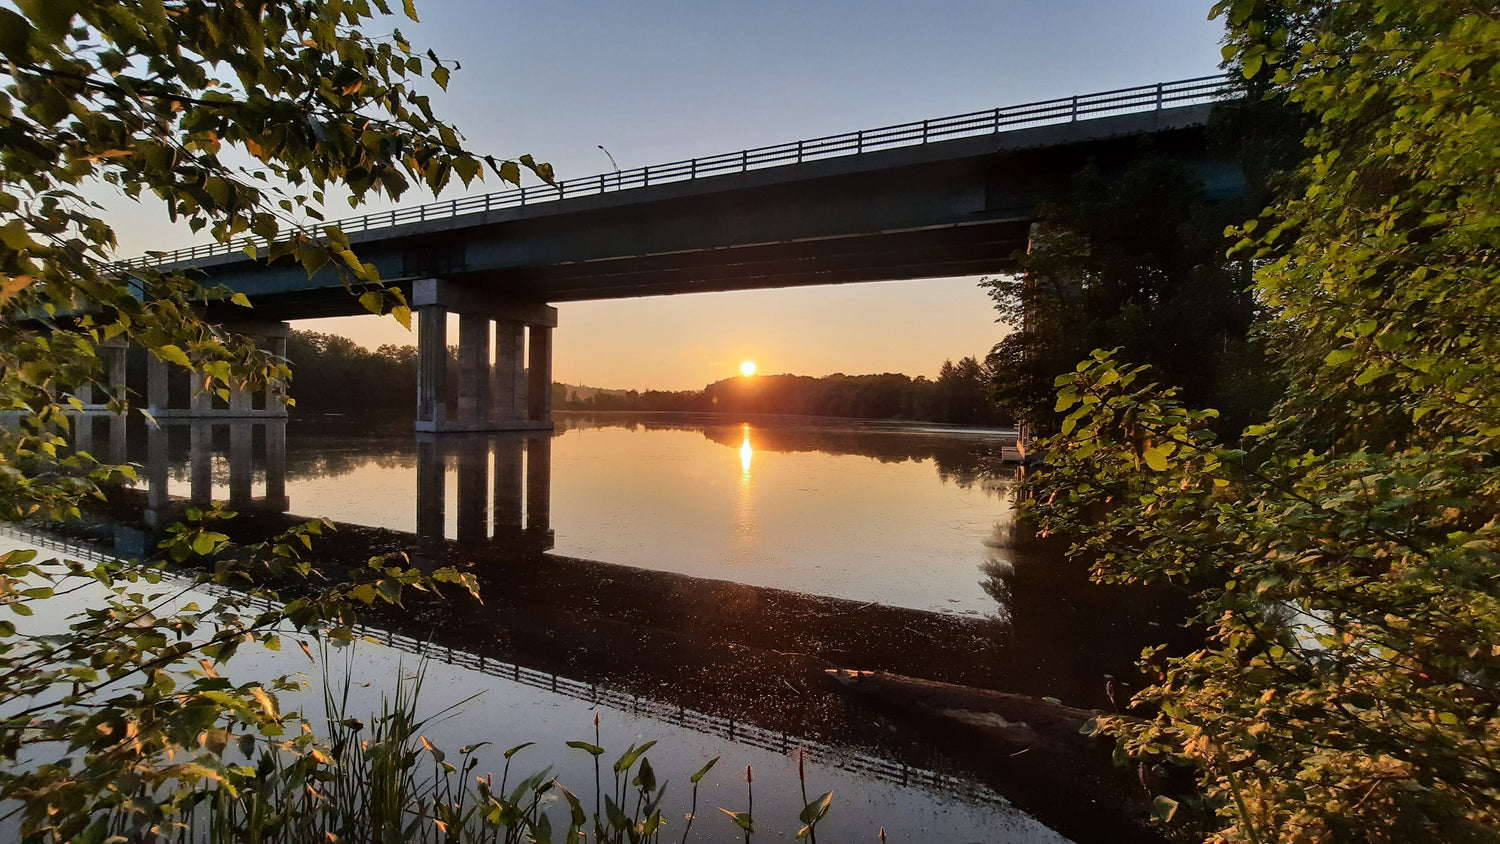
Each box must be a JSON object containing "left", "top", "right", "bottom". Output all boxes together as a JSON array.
[{"left": 740, "top": 360, "right": 757, "bottom": 376}]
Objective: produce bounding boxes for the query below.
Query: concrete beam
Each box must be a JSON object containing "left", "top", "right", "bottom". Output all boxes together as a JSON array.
[{"left": 410, "top": 278, "right": 557, "bottom": 327}]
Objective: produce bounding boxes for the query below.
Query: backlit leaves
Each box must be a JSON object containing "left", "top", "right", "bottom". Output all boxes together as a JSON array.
[
  {"left": 1028, "top": 2, "right": 1500, "bottom": 840},
  {"left": 0, "top": 0, "right": 535, "bottom": 838}
]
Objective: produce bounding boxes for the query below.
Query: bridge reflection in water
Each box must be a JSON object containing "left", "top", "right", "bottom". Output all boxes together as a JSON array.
[
  {"left": 30, "top": 415, "right": 1195, "bottom": 843},
  {"left": 97, "top": 418, "right": 555, "bottom": 549},
  {"left": 416, "top": 432, "right": 553, "bottom": 549}
]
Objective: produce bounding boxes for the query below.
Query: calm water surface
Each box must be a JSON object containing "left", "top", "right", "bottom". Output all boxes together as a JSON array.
[
  {"left": 13, "top": 411, "right": 1194, "bottom": 843},
  {"left": 275, "top": 413, "right": 1011, "bottom": 615}
]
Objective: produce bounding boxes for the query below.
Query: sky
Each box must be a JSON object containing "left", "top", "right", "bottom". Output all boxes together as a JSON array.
[{"left": 112, "top": 1, "right": 1227, "bottom": 391}]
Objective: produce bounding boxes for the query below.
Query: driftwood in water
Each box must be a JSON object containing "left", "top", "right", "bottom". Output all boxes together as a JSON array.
[
  {"left": 827, "top": 668, "right": 1099, "bottom": 751},
  {"left": 826, "top": 669, "right": 1173, "bottom": 844}
]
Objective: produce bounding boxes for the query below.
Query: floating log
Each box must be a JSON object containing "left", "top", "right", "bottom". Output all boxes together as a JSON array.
[{"left": 826, "top": 668, "right": 1174, "bottom": 844}]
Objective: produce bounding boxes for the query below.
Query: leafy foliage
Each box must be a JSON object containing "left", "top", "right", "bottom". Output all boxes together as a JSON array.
[
  {"left": 0, "top": 0, "right": 549, "bottom": 837},
  {"left": 1023, "top": 2, "right": 1500, "bottom": 840},
  {"left": 984, "top": 152, "right": 1282, "bottom": 438}
]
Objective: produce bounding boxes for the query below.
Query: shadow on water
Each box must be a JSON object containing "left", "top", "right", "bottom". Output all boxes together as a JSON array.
[{"left": 40, "top": 411, "right": 1197, "bottom": 844}]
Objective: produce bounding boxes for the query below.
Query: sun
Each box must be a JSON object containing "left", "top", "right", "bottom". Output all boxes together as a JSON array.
[{"left": 740, "top": 360, "right": 757, "bottom": 377}]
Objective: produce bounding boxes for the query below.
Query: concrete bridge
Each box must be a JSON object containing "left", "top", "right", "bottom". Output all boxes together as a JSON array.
[{"left": 126, "top": 76, "right": 1241, "bottom": 431}]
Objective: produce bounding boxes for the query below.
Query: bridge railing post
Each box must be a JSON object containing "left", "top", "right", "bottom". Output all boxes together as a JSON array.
[
  {"left": 1155, "top": 82, "right": 1164, "bottom": 110},
  {"left": 796, "top": 140, "right": 803, "bottom": 163},
  {"left": 1070, "top": 95, "right": 1079, "bottom": 121}
]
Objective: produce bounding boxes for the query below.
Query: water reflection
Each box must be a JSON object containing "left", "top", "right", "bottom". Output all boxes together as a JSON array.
[
  {"left": 110, "top": 418, "right": 292, "bottom": 527},
  {"left": 739, "top": 423, "right": 754, "bottom": 477},
  {"left": 25, "top": 412, "right": 1203, "bottom": 843},
  {"left": 414, "top": 432, "right": 553, "bottom": 550}
]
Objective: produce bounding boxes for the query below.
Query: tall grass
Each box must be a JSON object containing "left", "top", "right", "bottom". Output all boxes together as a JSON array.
[{"left": 133, "top": 655, "right": 835, "bottom": 843}]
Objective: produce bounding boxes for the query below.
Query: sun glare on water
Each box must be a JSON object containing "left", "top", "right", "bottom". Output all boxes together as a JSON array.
[{"left": 740, "top": 361, "right": 757, "bottom": 376}]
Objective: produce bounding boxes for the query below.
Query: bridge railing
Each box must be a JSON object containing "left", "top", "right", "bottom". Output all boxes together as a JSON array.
[{"left": 121, "top": 75, "right": 1234, "bottom": 269}]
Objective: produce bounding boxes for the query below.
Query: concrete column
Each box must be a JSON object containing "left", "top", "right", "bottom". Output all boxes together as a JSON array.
[
  {"left": 265, "top": 419, "right": 288, "bottom": 511},
  {"left": 415, "top": 436, "right": 445, "bottom": 541},
  {"left": 493, "top": 435, "right": 524, "bottom": 531},
  {"left": 190, "top": 371, "right": 213, "bottom": 414},
  {"left": 456, "top": 314, "right": 491, "bottom": 427},
  {"left": 189, "top": 421, "right": 213, "bottom": 504},
  {"left": 417, "top": 307, "right": 448, "bottom": 428},
  {"left": 145, "top": 424, "right": 169, "bottom": 524},
  {"left": 228, "top": 421, "right": 253, "bottom": 506},
  {"left": 268, "top": 335, "right": 289, "bottom": 414},
  {"left": 491, "top": 321, "right": 525, "bottom": 424},
  {"left": 229, "top": 386, "right": 253, "bottom": 416},
  {"left": 73, "top": 415, "right": 94, "bottom": 456},
  {"left": 525, "top": 434, "right": 551, "bottom": 532},
  {"left": 146, "top": 354, "right": 170, "bottom": 416},
  {"left": 107, "top": 413, "right": 126, "bottom": 466},
  {"left": 456, "top": 437, "right": 487, "bottom": 543},
  {"left": 527, "top": 325, "right": 553, "bottom": 423},
  {"left": 409, "top": 277, "right": 556, "bottom": 432},
  {"left": 106, "top": 343, "right": 126, "bottom": 401}
]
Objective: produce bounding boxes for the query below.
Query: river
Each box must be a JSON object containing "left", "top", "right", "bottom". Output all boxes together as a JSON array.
[{"left": 12, "top": 411, "right": 1194, "bottom": 842}]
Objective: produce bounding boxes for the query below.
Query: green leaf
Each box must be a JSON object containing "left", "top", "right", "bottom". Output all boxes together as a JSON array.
[
  {"left": 1151, "top": 795, "right": 1179, "bottom": 823},
  {"left": 565, "top": 740, "right": 603, "bottom": 757},
  {"left": 358, "top": 291, "right": 384, "bottom": 314},
  {"left": 402, "top": 0, "right": 419, "bottom": 21},
  {"left": 719, "top": 808, "right": 754, "bottom": 833},
  {"left": 798, "top": 791, "right": 832, "bottom": 825},
  {"left": 156, "top": 344, "right": 191, "bottom": 368},
  {"left": 614, "top": 740, "right": 657, "bottom": 773},
  {"left": 1142, "top": 445, "right": 1170, "bottom": 472},
  {"left": 690, "top": 757, "right": 719, "bottom": 784},
  {"left": 0, "top": 219, "right": 32, "bottom": 250}
]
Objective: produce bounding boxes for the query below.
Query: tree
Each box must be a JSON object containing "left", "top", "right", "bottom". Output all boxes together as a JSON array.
[
  {"left": 1026, "top": 2, "right": 1500, "bottom": 840},
  {"left": 284, "top": 329, "right": 416, "bottom": 415},
  {"left": 0, "top": 1, "right": 544, "bottom": 837},
  {"left": 984, "top": 144, "right": 1289, "bottom": 438},
  {"left": 934, "top": 356, "right": 1001, "bottom": 425}
]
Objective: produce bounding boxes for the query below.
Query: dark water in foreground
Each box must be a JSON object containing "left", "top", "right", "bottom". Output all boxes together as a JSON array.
[{"left": 12, "top": 411, "right": 1194, "bottom": 842}]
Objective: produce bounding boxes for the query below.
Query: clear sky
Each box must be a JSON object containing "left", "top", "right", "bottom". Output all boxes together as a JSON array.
[{"left": 113, "top": 1, "right": 1227, "bottom": 391}]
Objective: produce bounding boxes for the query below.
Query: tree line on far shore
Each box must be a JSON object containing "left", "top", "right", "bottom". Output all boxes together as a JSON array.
[{"left": 282, "top": 331, "right": 1008, "bottom": 427}]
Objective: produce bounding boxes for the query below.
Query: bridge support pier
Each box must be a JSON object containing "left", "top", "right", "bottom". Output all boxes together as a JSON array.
[
  {"left": 145, "top": 321, "right": 290, "bottom": 419},
  {"left": 412, "top": 278, "right": 557, "bottom": 433}
]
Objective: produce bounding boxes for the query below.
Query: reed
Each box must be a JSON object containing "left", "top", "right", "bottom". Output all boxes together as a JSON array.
[{"left": 115, "top": 653, "right": 837, "bottom": 843}]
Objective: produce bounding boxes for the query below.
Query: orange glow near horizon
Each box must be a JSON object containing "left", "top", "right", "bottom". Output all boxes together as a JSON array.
[{"left": 740, "top": 360, "right": 757, "bottom": 377}]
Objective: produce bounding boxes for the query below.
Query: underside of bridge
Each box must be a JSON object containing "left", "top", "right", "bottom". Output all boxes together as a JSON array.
[{"left": 170, "top": 102, "right": 1239, "bottom": 431}]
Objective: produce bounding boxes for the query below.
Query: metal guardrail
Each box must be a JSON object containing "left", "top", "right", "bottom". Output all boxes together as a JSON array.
[
  {"left": 0, "top": 525, "right": 1009, "bottom": 808},
  {"left": 121, "top": 75, "right": 1233, "bottom": 270}
]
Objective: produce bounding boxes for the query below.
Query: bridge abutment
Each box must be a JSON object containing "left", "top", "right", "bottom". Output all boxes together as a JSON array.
[{"left": 412, "top": 278, "right": 557, "bottom": 433}]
